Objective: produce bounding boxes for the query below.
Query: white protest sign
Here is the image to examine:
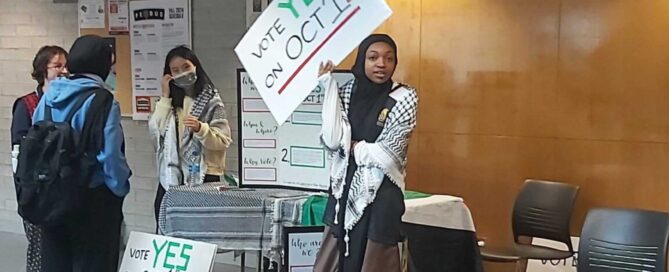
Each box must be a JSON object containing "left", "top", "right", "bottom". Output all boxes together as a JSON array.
[
  {"left": 526, "top": 237, "right": 580, "bottom": 272},
  {"left": 235, "top": 0, "right": 393, "bottom": 124},
  {"left": 119, "top": 231, "right": 217, "bottom": 272}
]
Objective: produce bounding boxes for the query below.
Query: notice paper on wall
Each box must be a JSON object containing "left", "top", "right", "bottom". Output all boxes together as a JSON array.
[
  {"left": 108, "top": 0, "right": 130, "bottom": 34},
  {"left": 78, "top": 0, "right": 105, "bottom": 28},
  {"left": 129, "top": 0, "right": 191, "bottom": 120}
]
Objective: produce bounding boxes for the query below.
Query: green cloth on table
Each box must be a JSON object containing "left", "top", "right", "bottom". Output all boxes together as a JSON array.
[
  {"left": 223, "top": 173, "right": 238, "bottom": 187},
  {"left": 404, "top": 190, "right": 432, "bottom": 200},
  {"left": 301, "top": 194, "right": 329, "bottom": 226},
  {"left": 300, "top": 191, "right": 432, "bottom": 226}
]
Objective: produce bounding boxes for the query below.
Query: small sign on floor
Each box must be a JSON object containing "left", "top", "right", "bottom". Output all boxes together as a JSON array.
[
  {"left": 526, "top": 237, "right": 580, "bottom": 272},
  {"left": 119, "top": 231, "right": 218, "bottom": 272},
  {"left": 284, "top": 226, "right": 325, "bottom": 272}
]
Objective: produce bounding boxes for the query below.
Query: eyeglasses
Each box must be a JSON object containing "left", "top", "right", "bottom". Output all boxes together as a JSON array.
[{"left": 47, "top": 65, "right": 66, "bottom": 71}]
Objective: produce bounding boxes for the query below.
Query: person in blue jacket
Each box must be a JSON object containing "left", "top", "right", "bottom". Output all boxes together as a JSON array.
[
  {"left": 31, "top": 35, "right": 132, "bottom": 272},
  {"left": 11, "top": 45, "right": 68, "bottom": 272}
]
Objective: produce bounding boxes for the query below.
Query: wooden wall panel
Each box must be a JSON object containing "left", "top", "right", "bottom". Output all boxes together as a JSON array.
[
  {"left": 557, "top": 0, "right": 669, "bottom": 142},
  {"left": 555, "top": 0, "right": 669, "bottom": 239},
  {"left": 364, "top": 1, "right": 669, "bottom": 271},
  {"left": 416, "top": 3, "right": 563, "bottom": 265}
]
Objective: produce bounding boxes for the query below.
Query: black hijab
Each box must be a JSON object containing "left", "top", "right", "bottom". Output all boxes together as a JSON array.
[
  {"left": 67, "top": 35, "right": 113, "bottom": 80},
  {"left": 349, "top": 34, "right": 398, "bottom": 141}
]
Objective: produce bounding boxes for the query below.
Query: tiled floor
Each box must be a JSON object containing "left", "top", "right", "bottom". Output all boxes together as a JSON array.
[{"left": 0, "top": 231, "right": 248, "bottom": 272}]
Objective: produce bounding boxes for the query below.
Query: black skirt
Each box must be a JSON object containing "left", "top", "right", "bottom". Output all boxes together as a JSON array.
[{"left": 322, "top": 158, "right": 405, "bottom": 271}]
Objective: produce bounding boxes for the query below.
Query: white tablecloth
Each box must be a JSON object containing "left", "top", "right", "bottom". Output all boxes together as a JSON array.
[{"left": 402, "top": 195, "right": 476, "bottom": 232}]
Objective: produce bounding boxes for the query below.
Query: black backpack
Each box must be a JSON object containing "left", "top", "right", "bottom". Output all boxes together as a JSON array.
[{"left": 15, "top": 88, "right": 113, "bottom": 226}]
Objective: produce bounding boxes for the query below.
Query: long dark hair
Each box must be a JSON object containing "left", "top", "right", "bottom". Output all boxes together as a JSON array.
[
  {"left": 163, "top": 46, "right": 213, "bottom": 108},
  {"left": 31, "top": 45, "right": 68, "bottom": 89}
]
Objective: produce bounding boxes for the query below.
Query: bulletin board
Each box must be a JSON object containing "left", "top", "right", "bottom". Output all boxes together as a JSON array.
[
  {"left": 79, "top": 0, "right": 133, "bottom": 116},
  {"left": 79, "top": 0, "right": 190, "bottom": 118}
]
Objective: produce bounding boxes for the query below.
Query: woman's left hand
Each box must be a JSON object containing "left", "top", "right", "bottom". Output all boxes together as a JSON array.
[
  {"left": 184, "top": 115, "right": 202, "bottom": 133},
  {"left": 319, "top": 60, "right": 335, "bottom": 77}
]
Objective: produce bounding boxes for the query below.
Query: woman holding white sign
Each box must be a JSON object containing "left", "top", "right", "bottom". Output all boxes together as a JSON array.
[
  {"left": 314, "top": 34, "right": 419, "bottom": 272},
  {"left": 149, "top": 46, "right": 233, "bottom": 230}
]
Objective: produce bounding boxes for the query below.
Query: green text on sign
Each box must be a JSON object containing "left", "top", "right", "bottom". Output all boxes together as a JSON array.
[{"left": 153, "top": 239, "right": 193, "bottom": 271}]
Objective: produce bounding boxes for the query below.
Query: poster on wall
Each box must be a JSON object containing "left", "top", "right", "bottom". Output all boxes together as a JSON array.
[
  {"left": 78, "top": 0, "right": 105, "bottom": 28},
  {"left": 108, "top": 0, "right": 130, "bottom": 35},
  {"left": 129, "top": 0, "right": 191, "bottom": 120}
]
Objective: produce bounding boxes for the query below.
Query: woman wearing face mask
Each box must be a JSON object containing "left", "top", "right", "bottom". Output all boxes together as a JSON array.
[
  {"left": 313, "top": 34, "right": 419, "bottom": 272},
  {"left": 10, "top": 45, "right": 68, "bottom": 272},
  {"left": 149, "top": 46, "right": 233, "bottom": 229}
]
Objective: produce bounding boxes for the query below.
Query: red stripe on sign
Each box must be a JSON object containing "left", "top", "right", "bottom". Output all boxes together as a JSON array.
[{"left": 277, "top": 6, "right": 362, "bottom": 95}]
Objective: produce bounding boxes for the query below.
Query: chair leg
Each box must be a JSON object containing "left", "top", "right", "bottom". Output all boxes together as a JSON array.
[
  {"left": 241, "top": 252, "right": 246, "bottom": 272},
  {"left": 514, "top": 260, "right": 528, "bottom": 272}
]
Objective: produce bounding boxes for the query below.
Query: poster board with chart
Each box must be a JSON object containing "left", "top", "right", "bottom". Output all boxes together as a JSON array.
[{"left": 237, "top": 69, "right": 354, "bottom": 191}]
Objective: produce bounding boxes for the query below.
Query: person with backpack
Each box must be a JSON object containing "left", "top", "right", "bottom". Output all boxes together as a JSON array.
[
  {"left": 149, "top": 46, "right": 232, "bottom": 230},
  {"left": 20, "top": 35, "right": 132, "bottom": 272},
  {"left": 10, "top": 45, "right": 68, "bottom": 272}
]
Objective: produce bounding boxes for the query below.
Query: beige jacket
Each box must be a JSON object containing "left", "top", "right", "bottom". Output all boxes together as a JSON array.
[{"left": 150, "top": 96, "right": 232, "bottom": 176}]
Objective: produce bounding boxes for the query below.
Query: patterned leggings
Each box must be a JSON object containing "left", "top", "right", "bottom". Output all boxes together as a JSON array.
[{"left": 24, "top": 220, "right": 42, "bottom": 272}]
